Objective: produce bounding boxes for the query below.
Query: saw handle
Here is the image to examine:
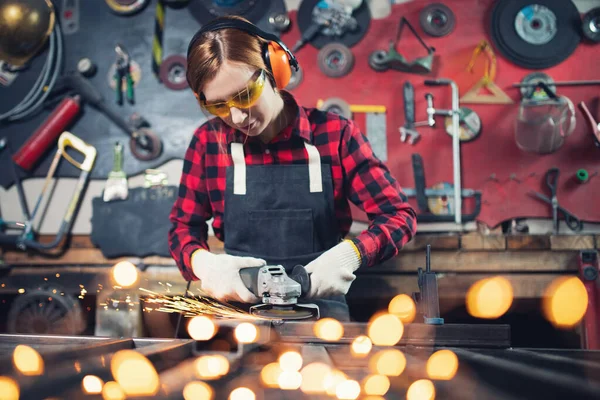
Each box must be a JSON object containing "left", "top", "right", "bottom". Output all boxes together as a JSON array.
[{"left": 58, "top": 131, "right": 97, "bottom": 172}]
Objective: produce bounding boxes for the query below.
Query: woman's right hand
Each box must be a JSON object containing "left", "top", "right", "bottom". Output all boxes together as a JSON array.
[{"left": 191, "top": 250, "right": 266, "bottom": 303}]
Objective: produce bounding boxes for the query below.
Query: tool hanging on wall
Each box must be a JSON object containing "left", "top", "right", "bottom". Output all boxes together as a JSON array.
[
  {"left": 400, "top": 81, "right": 420, "bottom": 144},
  {"left": 12, "top": 95, "right": 82, "bottom": 171},
  {"left": 317, "top": 97, "right": 387, "bottom": 161},
  {"left": 152, "top": 0, "right": 165, "bottom": 80},
  {"left": 294, "top": 0, "right": 368, "bottom": 52},
  {"left": 423, "top": 79, "right": 464, "bottom": 224},
  {"left": 317, "top": 42, "right": 355, "bottom": 78},
  {"left": 528, "top": 168, "right": 583, "bottom": 234},
  {"left": 582, "top": 7, "right": 600, "bottom": 43},
  {"left": 461, "top": 40, "right": 512, "bottom": 105},
  {"left": 105, "top": 0, "right": 150, "bottom": 16},
  {"left": 159, "top": 55, "right": 188, "bottom": 90},
  {"left": 579, "top": 101, "right": 600, "bottom": 148},
  {"left": 513, "top": 73, "right": 600, "bottom": 94},
  {"left": 369, "top": 17, "right": 436, "bottom": 74},
  {"left": 489, "top": 0, "right": 581, "bottom": 69},
  {"left": 103, "top": 142, "right": 129, "bottom": 202},
  {"left": 419, "top": 3, "right": 456, "bottom": 38},
  {"left": 49, "top": 72, "right": 162, "bottom": 161},
  {"left": 0, "top": 132, "right": 97, "bottom": 251},
  {"left": 406, "top": 154, "right": 482, "bottom": 223},
  {"left": 114, "top": 44, "right": 135, "bottom": 105},
  {"left": 515, "top": 82, "right": 576, "bottom": 154},
  {"left": 443, "top": 107, "right": 482, "bottom": 142}
]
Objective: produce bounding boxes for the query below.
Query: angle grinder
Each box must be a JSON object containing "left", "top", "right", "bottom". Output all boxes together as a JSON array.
[{"left": 239, "top": 265, "right": 319, "bottom": 320}]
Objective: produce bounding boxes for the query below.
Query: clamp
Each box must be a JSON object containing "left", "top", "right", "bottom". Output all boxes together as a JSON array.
[{"left": 114, "top": 44, "right": 135, "bottom": 105}]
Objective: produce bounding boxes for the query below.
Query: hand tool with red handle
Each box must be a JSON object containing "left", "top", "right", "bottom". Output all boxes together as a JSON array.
[{"left": 12, "top": 95, "right": 81, "bottom": 171}]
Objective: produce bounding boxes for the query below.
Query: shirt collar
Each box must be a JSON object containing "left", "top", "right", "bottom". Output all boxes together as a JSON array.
[{"left": 224, "top": 91, "right": 312, "bottom": 145}]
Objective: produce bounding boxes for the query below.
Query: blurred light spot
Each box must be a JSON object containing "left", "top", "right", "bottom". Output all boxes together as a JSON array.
[
  {"left": 82, "top": 375, "right": 104, "bottom": 394},
  {"left": 112, "top": 261, "right": 138, "bottom": 288},
  {"left": 187, "top": 316, "right": 217, "bottom": 341},
  {"left": 260, "top": 362, "right": 282, "bottom": 388},
  {"left": 278, "top": 351, "right": 303, "bottom": 372},
  {"left": 543, "top": 276, "right": 588, "bottom": 328},
  {"left": 300, "top": 362, "right": 331, "bottom": 394},
  {"left": 369, "top": 350, "right": 406, "bottom": 376},
  {"left": 426, "top": 350, "right": 458, "bottom": 380},
  {"left": 56, "top": 273, "right": 60, "bottom": 278},
  {"left": 110, "top": 350, "right": 160, "bottom": 396},
  {"left": 229, "top": 387, "right": 255, "bottom": 400},
  {"left": 314, "top": 318, "right": 344, "bottom": 341},
  {"left": 195, "top": 355, "right": 230, "bottom": 379},
  {"left": 363, "top": 374, "right": 390, "bottom": 396},
  {"left": 102, "top": 381, "right": 125, "bottom": 400},
  {"left": 407, "top": 379, "right": 435, "bottom": 400},
  {"left": 13, "top": 345, "right": 44, "bottom": 376},
  {"left": 324, "top": 369, "right": 348, "bottom": 396},
  {"left": 183, "top": 381, "right": 213, "bottom": 400},
  {"left": 235, "top": 322, "right": 258, "bottom": 343},
  {"left": 0, "top": 376, "right": 19, "bottom": 400},
  {"left": 466, "top": 277, "right": 513, "bottom": 319},
  {"left": 351, "top": 335, "right": 372, "bottom": 357},
  {"left": 336, "top": 379, "right": 361, "bottom": 399},
  {"left": 278, "top": 370, "right": 302, "bottom": 390},
  {"left": 18, "top": 289, "right": 25, "bottom": 294},
  {"left": 368, "top": 313, "right": 404, "bottom": 346},
  {"left": 388, "top": 294, "right": 416, "bottom": 323}
]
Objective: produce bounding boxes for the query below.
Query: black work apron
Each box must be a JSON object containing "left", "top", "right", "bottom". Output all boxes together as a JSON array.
[{"left": 223, "top": 141, "right": 351, "bottom": 321}]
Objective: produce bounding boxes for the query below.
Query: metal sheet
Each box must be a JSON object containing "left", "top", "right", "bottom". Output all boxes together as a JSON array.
[{"left": 366, "top": 112, "right": 387, "bottom": 162}]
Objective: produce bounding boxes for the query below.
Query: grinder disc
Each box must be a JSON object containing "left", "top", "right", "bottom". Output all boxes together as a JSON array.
[
  {"left": 419, "top": 3, "right": 456, "bottom": 37},
  {"left": 490, "top": 0, "right": 581, "bottom": 69},
  {"left": 253, "top": 307, "right": 315, "bottom": 320}
]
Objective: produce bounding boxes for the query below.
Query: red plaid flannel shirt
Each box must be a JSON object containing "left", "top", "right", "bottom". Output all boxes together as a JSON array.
[{"left": 168, "top": 93, "right": 417, "bottom": 281}]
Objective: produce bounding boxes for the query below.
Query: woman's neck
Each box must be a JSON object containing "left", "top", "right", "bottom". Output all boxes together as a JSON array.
[{"left": 259, "top": 94, "right": 293, "bottom": 144}]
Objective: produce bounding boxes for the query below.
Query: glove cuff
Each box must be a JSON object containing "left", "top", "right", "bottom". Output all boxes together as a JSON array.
[{"left": 338, "top": 240, "right": 362, "bottom": 273}]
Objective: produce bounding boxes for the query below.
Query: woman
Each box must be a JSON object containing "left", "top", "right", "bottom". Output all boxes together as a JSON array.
[{"left": 168, "top": 15, "right": 417, "bottom": 321}]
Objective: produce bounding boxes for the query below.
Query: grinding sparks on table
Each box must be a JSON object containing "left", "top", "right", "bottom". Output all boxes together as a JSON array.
[{"left": 138, "top": 287, "right": 260, "bottom": 319}]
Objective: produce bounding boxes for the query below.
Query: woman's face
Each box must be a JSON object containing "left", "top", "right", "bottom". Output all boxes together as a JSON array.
[{"left": 200, "top": 61, "right": 279, "bottom": 138}]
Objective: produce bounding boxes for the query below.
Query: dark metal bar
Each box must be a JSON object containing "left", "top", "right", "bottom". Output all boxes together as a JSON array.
[
  {"left": 273, "top": 322, "right": 510, "bottom": 348},
  {"left": 453, "top": 348, "right": 600, "bottom": 399}
]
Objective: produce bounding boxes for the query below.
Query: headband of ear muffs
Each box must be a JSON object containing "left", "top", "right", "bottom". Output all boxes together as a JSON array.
[{"left": 187, "top": 18, "right": 299, "bottom": 90}]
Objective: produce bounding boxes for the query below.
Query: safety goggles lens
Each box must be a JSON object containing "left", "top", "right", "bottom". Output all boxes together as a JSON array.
[{"left": 201, "top": 70, "right": 266, "bottom": 117}]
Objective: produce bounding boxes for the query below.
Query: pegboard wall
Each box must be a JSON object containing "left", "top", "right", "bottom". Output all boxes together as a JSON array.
[
  {"left": 0, "top": 0, "right": 599, "bottom": 233},
  {"left": 282, "top": 0, "right": 600, "bottom": 228}
]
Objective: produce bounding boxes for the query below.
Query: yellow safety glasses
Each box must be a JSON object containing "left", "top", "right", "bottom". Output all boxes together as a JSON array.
[{"left": 200, "top": 69, "right": 266, "bottom": 117}]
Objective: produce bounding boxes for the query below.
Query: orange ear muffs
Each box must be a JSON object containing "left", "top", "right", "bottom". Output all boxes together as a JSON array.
[{"left": 266, "top": 41, "right": 292, "bottom": 89}]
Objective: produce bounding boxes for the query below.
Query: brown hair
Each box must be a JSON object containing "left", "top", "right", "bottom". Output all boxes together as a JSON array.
[{"left": 186, "top": 15, "right": 272, "bottom": 95}]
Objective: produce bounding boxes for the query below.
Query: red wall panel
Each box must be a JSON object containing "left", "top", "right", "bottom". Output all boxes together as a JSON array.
[{"left": 281, "top": 0, "right": 600, "bottom": 228}]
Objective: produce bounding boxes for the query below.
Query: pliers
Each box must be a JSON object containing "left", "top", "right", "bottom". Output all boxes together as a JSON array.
[
  {"left": 114, "top": 44, "right": 134, "bottom": 105},
  {"left": 528, "top": 168, "right": 583, "bottom": 234}
]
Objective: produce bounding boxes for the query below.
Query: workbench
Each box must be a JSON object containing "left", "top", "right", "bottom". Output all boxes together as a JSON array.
[
  {"left": 0, "top": 318, "right": 598, "bottom": 400},
  {"left": 0, "top": 232, "right": 598, "bottom": 347}
]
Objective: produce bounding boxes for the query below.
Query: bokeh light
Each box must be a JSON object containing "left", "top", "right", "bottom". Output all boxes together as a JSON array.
[
  {"left": 0, "top": 376, "right": 19, "bottom": 400},
  {"left": 195, "top": 355, "right": 230, "bottom": 379},
  {"left": 110, "top": 350, "right": 160, "bottom": 396},
  {"left": 314, "top": 318, "right": 344, "bottom": 341},
  {"left": 466, "top": 277, "right": 513, "bottom": 319},
  {"left": 278, "top": 351, "right": 303, "bottom": 372},
  {"left": 542, "top": 276, "right": 588, "bottom": 328},
  {"left": 13, "top": 345, "right": 44, "bottom": 376},
  {"left": 82, "top": 375, "right": 104, "bottom": 394},
  {"left": 102, "top": 381, "right": 125, "bottom": 400},
  {"left": 407, "top": 379, "right": 435, "bottom": 400},
  {"left": 300, "top": 362, "right": 332, "bottom": 394},
  {"left": 363, "top": 374, "right": 390, "bottom": 396},
  {"left": 368, "top": 313, "right": 404, "bottom": 346},
  {"left": 187, "top": 316, "right": 217, "bottom": 341},
  {"left": 183, "top": 381, "right": 213, "bottom": 400},
  {"left": 351, "top": 335, "right": 372, "bottom": 357},
  {"left": 260, "top": 362, "right": 282, "bottom": 388},
  {"left": 112, "top": 261, "right": 138, "bottom": 288},
  {"left": 388, "top": 294, "right": 416, "bottom": 323},
  {"left": 235, "top": 322, "right": 258, "bottom": 343},
  {"left": 229, "top": 387, "right": 255, "bottom": 400},
  {"left": 426, "top": 350, "right": 459, "bottom": 380},
  {"left": 369, "top": 349, "right": 406, "bottom": 376},
  {"left": 278, "top": 370, "right": 302, "bottom": 390},
  {"left": 336, "top": 379, "right": 361, "bottom": 399}
]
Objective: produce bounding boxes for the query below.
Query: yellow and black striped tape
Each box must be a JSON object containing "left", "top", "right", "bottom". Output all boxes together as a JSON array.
[{"left": 152, "top": 0, "right": 165, "bottom": 79}]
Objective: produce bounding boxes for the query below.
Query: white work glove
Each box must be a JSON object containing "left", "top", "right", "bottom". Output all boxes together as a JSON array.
[
  {"left": 191, "top": 250, "right": 266, "bottom": 303},
  {"left": 305, "top": 241, "right": 362, "bottom": 298}
]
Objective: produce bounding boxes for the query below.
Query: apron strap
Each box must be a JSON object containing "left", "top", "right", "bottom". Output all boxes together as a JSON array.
[
  {"left": 231, "top": 142, "right": 246, "bottom": 195},
  {"left": 304, "top": 142, "right": 323, "bottom": 193},
  {"left": 230, "top": 142, "right": 323, "bottom": 194}
]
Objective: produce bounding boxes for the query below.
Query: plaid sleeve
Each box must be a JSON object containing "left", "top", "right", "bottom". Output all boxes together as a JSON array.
[
  {"left": 168, "top": 128, "right": 213, "bottom": 281},
  {"left": 340, "top": 118, "right": 417, "bottom": 269}
]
